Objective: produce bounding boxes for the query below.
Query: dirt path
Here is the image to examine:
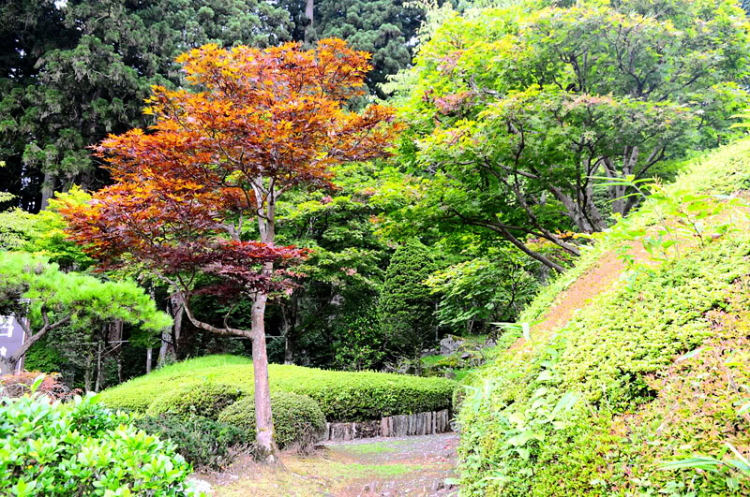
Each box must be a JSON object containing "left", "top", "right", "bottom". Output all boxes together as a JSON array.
[{"left": 196, "top": 433, "right": 460, "bottom": 496}]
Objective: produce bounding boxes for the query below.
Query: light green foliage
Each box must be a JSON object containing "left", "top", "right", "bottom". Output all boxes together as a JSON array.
[
  {"left": 380, "top": 238, "right": 439, "bottom": 360},
  {"left": 0, "top": 251, "right": 170, "bottom": 334},
  {"left": 0, "top": 187, "right": 92, "bottom": 268},
  {"left": 391, "top": 0, "right": 750, "bottom": 268},
  {"left": 97, "top": 355, "right": 456, "bottom": 422},
  {"left": 146, "top": 383, "right": 244, "bottom": 419},
  {"left": 218, "top": 392, "right": 326, "bottom": 452},
  {"left": 426, "top": 247, "right": 538, "bottom": 334},
  {"left": 272, "top": 163, "right": 393, "bottom": 367},
  {"left": 457, "top": 138, "right": 750, "bottom": 495},
  {"left": 0, "top": 387, "right": 197, "bottom": 496}
]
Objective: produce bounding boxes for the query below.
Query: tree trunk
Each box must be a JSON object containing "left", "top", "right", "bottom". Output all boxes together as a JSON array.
[
  {"left": 146, "top": 347, "right": 153, "bottom": 374},
  {"left": 0, "top": 357, "right": 16, "bottom": 376},
  {"left": 304, "top": 0, "right": 314, "bottom": 43},
  {"left": 251, "top": 274, "right": 277, "bottom": 461},
  {"left": 84, "top": 354, "right": 93, "bottom": 392},
  {"left": 95, "top": 340, "right": 103, "bottom": 392},
  {"left": 39, "top": 171, "right": 56, "bottom": 211},
  {"left": 159, "top": 295, "right": 183, "bottom": 365}
]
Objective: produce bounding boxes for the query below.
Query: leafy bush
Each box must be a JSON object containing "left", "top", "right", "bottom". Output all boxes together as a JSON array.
[
  {"left": 134, "top": 413, "right": 252, "bottom": 470},
  {"left": 456, "top": 138, "right": 750, "bottom": 495},
  {"left": 99, "top": 355, "right": 456, "bottom": 422},
  {"left": 147, "top": 382, "right": 243, "bottom": 419},
  {"left": 218, "top": 392, "right": 326, "bottom": 452},
  {"left": 0, "top": 386, "right": 197, "bottom": 496}
]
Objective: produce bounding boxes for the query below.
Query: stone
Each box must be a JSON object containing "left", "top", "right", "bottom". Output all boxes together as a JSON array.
[
  {"left": 460, "top": 352, "right": 472, "bottom": 360},
  {"left": 439, "top": 335, "right": 464, "bottom": 355}
]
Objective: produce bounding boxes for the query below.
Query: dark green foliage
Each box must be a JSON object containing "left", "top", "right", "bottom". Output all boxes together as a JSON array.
[
  {"left": 134, "top": 414, "right": 252, "bottom": 470},
  {"left": 147, "top": 382, "right": 244, "bottom": 419},
  {"left": 280, "top": 0, "right": 429, "bottom": 94},
  {"left": 0, "top": 391, "right": 196, "bottom": 496},
  {"left": 98, "top": 355, "right": 457, "bottom": 422},
  {"left": 218, "top": 393, "right": 326, "bottom": 452},
  {"left": 0, "top": 0, "right": 291, "bottom": 210},
  {"left": 380, "top": 238, "right": 439, "bottom": 360}
]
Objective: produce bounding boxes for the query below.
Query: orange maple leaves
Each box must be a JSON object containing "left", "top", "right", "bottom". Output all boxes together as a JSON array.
[{"left": 62, "top": 38, "right": 401, "bottom": 295}]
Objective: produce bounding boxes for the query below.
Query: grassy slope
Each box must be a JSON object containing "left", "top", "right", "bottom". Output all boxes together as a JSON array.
[
  {"left": 457, "top": 139, "right": 750, "bottom": 496},
  {"left": 97, "top": 355, "right": 456, "bottom": 422}
]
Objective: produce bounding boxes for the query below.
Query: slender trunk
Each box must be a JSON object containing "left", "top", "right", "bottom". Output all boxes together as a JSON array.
[
  {"left": 95, "top": 340, "right": 104, "bottom": 392},
  {"left": 304, "top": 0, "right": 314, "bottom": 43},
  {"left": 84, "top": 354, "right": 93, "bottom": 392},
  {"left": 251, "top": 273, "right": 277, "bottom": 461},
  {"left": 146, "top": 348, "right": 152, "bottom": 374},
  {"left": 39, "top": 171, "right": 56, "bottom": 211}
]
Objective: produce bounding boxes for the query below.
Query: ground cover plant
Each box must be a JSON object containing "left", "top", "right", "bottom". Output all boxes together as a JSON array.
[
  {"left": 97, "top": 355, "right": 456, "bottom": 422},
  {"left": 456, "top": 138, "right": 750, "bottom": 495},
  {"left": 0, "top": 377, "right": 198, "bottom": 496}
]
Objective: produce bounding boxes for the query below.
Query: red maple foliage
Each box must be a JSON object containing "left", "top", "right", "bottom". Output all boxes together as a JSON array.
[{"left": 62, "top": 38, "right": 400, "bottom": 458}]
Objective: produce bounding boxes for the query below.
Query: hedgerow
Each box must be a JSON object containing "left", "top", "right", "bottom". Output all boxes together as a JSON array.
[
  {"left": 0, "top": 386, "right": 197, "bottom": 496},
  {"left": 146, "top": 382, "right": 243, "bottom": 419},
  {"left": 457, "top": 138, "right": 750, "bottom": 495},
  {"left": 98, "top": 355, "right": 456, "bottom": 422},
  {"left": 218, "top": 392, "right": 326, "bottom": 452}
]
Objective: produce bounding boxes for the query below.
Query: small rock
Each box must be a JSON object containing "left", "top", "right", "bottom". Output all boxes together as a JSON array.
[{"left": 460, "top": 352, "right": 472, "bottom": 360}]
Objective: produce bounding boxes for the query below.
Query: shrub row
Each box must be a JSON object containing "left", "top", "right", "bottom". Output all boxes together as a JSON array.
[
  {"left": 98, "top": 358, "right": 456, "bottom": 422},
  {"left": 0, "top": 389, "right": 196, "bottom": 496}
]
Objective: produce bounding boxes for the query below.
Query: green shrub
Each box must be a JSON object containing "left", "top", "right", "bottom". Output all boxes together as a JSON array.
[
  {"left": 456, "top": 137, "right": 750, "bottom": 495},
  {"left": 134, "top": 413, "right": 252, "bottom": 470},
  {"left": 218, "top": 392, "right": 326, "bottom": 452},
  {"left": 99, "top": 355, "right": 456, "bottom": 422},
  {"left": 0, "top": 388, "right": 196, "bottom": 496},
  {"left": 147, "top": 382, "right": 243, "bottom": 419}
]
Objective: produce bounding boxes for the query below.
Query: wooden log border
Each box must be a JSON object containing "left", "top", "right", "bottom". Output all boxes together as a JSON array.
[{"left": 323, "top": 409, "right": 451, "bottom": 441}]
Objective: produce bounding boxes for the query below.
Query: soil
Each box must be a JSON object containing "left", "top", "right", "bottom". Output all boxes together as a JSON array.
[{"left": 195, "top": 433, "right": 460, "bottom": 496}]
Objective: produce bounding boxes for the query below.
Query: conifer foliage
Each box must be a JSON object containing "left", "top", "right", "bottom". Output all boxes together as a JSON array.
[{"left": 380, "top": 238, "right": 439, "bottom": 363}]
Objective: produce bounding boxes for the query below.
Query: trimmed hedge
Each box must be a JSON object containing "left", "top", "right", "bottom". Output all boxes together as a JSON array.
[
  {"left": 146, "top": 382, "right": 243, "bottom": 419},
  {"left": 218, "top": 392, "right": 326, "bottom": 452},
  {"left": 134, "top": 413, "right": 251, "bottom": 470},
  {"left": 98, "top": 355, "right": 456, "bottom": 422}
]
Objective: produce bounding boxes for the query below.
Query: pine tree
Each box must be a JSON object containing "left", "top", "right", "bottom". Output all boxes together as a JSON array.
[{"left": 379, "top": 238, "right": 439, "bottom": 363}]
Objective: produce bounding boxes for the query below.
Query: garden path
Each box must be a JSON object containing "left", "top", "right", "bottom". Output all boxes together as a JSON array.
[{"left": 196, "top": 432, "right": 460, "bottom": 496}]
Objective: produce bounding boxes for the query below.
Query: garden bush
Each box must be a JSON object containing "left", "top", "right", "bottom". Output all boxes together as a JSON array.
[
  {"left": 218, "top": 392, "right": 326, "bottom": 452},
  {"left": 146, "top": 382, "right": 243, "bottom": 419},
  {"left": 456, "top": 138, "right": 750, "bottom": 495},
  {"left": 134, "top": 413, "right": 252, "bottom": 470},
  {"left": 0, "top": 382, "right": 197, "bottom": 496},
  {"left": 99, "top": 355, "right": 456, "bottom": 422}
]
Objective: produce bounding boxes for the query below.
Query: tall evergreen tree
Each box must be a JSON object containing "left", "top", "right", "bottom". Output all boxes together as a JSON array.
[
  {"left": 280, "top": 0, "right": 434, "bottom": 96},
  {"left": 0, "top": 0, "right": 291, "bottom": 211},
  {"left": 380, "top": 238, "right": 439, "bottom": 363}
]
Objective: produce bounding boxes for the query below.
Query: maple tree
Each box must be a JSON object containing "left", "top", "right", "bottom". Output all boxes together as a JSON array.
[{"left": 61, "top": 38, "right": 400, "bottom": 460}]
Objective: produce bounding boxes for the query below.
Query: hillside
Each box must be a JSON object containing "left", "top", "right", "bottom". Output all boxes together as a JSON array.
[{"left": 457, "top": 139, "right": 750, "bottom": 495}]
